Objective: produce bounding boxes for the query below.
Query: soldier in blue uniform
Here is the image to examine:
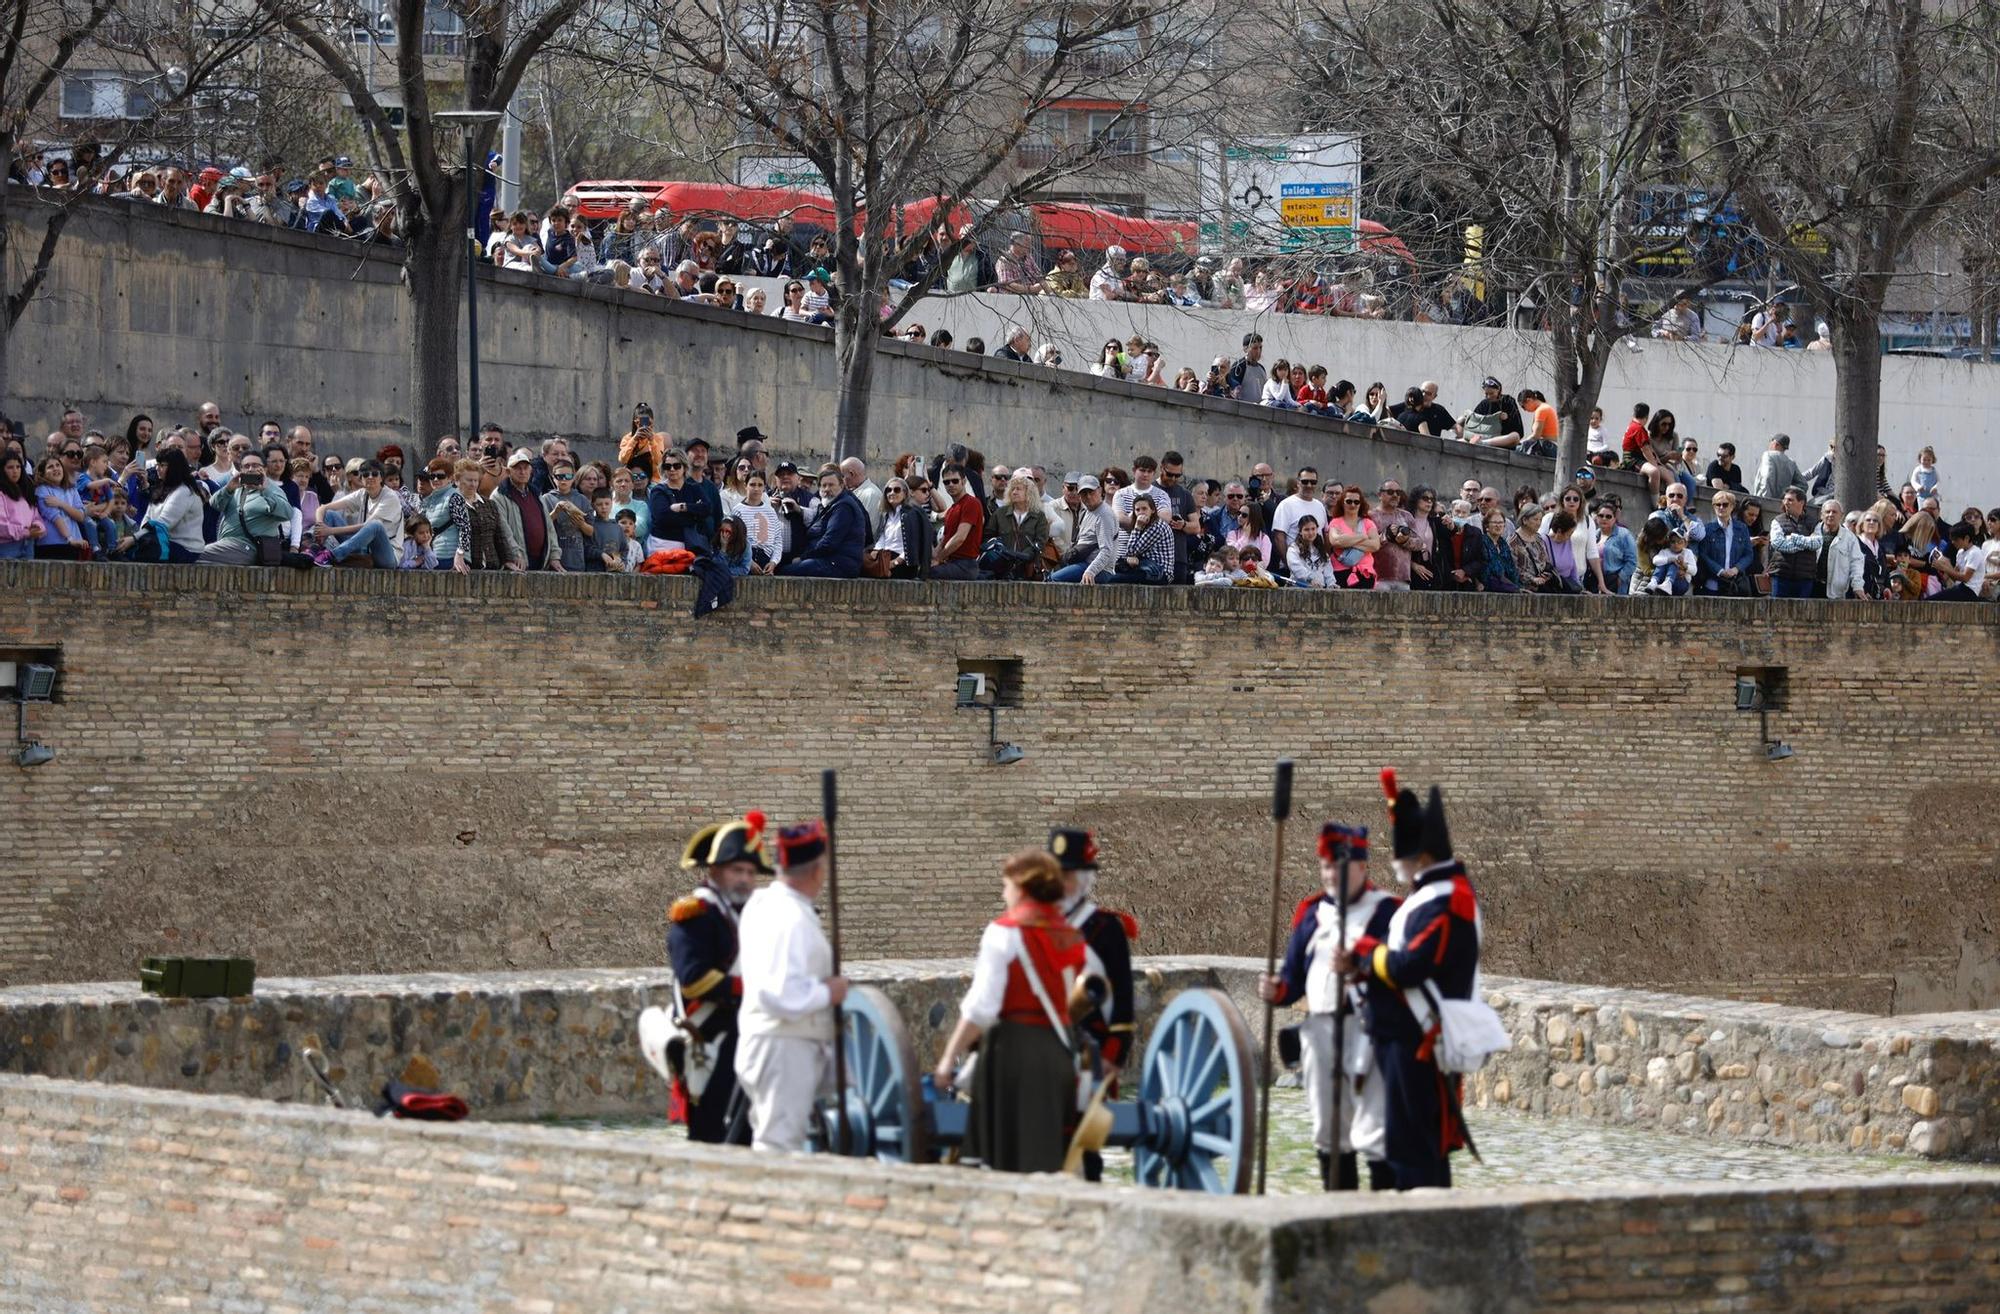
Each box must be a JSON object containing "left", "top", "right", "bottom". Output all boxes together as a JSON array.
[
  {"left": 1339, "top": 770, "right": 1484, "bottom": 1190},
  {"left": 1048, "top": 827, "right": 1135, "bottom": 1183},
  {"left": 1260, "top": 822, "right": 1400, "bottom": 1191},
  {"left": 665, "top": 810, "right": 771, "bottom": 1144}
]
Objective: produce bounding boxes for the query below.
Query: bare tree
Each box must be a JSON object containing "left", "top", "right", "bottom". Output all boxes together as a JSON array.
[
  {"left": 266, "top": 0, "right": 589, "bottom": 446},
  {"left": 1292, "top": 0, "right": 1767, "bottom": 485},
  {"left": 511, "top": 53, "right": 716, "bottom": 202},
  {"left": 1, "top": 0, "right": 285, "bottom": 407},
  {"left": 580, "top": 0, "right": 1235, "bottom": 461},
  {"left": 1700, "top": 0, "right": 2000, "bottom": 515}
]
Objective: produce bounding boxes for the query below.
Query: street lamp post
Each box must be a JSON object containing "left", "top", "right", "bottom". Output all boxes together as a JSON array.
[{"left": 434, "top": 109, "right": 503, "bottom": 441}]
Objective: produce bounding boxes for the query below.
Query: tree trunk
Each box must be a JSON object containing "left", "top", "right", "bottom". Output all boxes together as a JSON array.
[
  {"left": 1549, "top": 310, "right": 1605, "bottom": 492},
  {"left": 403, "top": 223, "right": 464, "bottom": 449},
  {"left": 0, "top": 167, "right": 14, "bottom": 414},
  {"left": 1829, "top": 303, "right": 1883, "bottom": 516},
  {"left": 830, "top": 285, "right": 881, "bottom": 464}
]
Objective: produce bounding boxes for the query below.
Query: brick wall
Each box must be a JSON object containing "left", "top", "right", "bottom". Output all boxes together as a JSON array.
[
  {"left": 3, "top": 562, "right": 1997, "bottom": 1014},
  {"left": 2, "top": 1073, "right": 1996, "bottom": 1313}
]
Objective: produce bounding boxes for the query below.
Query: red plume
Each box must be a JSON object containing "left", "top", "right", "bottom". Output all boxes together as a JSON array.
[
  {"left": 744, "top": 809, "right": 767, "bottom": 838},
  {"left": 1379, "top": 768, "right": 1399, "bottom": 803}
]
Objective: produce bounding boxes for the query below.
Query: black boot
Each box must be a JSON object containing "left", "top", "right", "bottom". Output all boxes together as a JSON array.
[{"left": 1316, "top": 1150, "right": 1333, "bottom": 1190}]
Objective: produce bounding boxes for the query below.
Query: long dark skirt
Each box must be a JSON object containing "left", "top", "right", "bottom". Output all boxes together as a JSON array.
[{"left": 965, "top": 1020, "right": 1074, "bottom": 1173}]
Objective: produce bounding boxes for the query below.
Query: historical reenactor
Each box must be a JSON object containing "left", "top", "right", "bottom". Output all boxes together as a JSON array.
[
  {"left": 1049, "top": 826, "right": 1136, "bottom": 1182},
  {"left": 1339, "top": 770, "right": 1485, "bottom": 1190},
  {"left": 663, "top": 811, "right": 771, "bottom": 1144},
  {"left": 932, "top": 850, "right": 1087, "bottom": 1173},
  {"left": 1259, "top": 822, "right": 1400, "bottom": 1191},
  {"left": 733, "top": 819, "right": 848, "bottom": 1154}
]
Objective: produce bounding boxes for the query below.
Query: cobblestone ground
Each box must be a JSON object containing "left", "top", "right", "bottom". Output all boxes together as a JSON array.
[
  {"left": 1179, "top": 1088, "right": 1984, "bottom": 1195},
  {"left": 545, "top": 1086, "right": 1981, "bottom": 1193}
]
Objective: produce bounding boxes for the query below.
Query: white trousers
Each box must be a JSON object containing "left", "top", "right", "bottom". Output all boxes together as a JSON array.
[
  {"left": 734, "top": 1033, "right": 831, "bottom": 1153},
  {"left": 1300, "top": 1012, "right": 1385, "bottom": 1159}
]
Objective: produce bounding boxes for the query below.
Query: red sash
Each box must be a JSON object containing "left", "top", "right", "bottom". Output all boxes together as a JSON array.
[{"left": 995, "top": 900, "right": 1085, "bottom": 1027}]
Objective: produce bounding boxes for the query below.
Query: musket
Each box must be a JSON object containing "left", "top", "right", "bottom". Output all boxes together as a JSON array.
[
  {"left": 1331, "top": 833, "right": 1351, "bottom": 1190},
  {"left": 1255, "top": 758, "right": 1294, "bottom": 1197},
  {"left": 822, "top": 768, "right": 852, "bottom": 1156}
]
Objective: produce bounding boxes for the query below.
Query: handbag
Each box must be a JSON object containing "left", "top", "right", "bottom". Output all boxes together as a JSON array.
[
  {"left": 1418, "top": 980, "right": 1512, "bottom": 1074},
  {"left": 1462, "top": 409, "right": 1505, "bottom": 439},
  {"left": 862, "top": 548, "right": 895, "bottom": 579},
  {"left": 238, "top": 498, "right": 283, "bottom": 567}
]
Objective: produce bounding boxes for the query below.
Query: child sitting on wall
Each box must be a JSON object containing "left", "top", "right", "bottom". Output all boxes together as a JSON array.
[
  {"left": 1235, "top": 545, "right": 1278, "bottom": 587},
  {"left": 1194, "top": 545, "right": 1243, "bottom": 586},
  {"left": 399, "top": 516, "right": 438, "bottom": 570}
]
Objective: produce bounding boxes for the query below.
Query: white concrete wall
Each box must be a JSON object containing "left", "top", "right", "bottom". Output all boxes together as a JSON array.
[{"left": 883, "top": 290, "right": 1999, "bottom": 507}]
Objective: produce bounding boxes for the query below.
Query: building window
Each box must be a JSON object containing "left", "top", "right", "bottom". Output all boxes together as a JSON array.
[
  {"left": 1087, "top": 111, "right": 1143, "bottom": 156},
  {"left": 60, "top": 71, "right": 156, "bottom": 120}
]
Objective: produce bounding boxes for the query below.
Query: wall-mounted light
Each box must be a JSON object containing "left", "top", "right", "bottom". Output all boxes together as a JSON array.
[
  {"left": 12, "top": 661, "right": 57, "bottom": 769},
  {"left": 954, "top": 670, "right": 1023, "bottom": 765},
  {"left": 1735, "top": 670, "right": 1792, "bottom": 762}
]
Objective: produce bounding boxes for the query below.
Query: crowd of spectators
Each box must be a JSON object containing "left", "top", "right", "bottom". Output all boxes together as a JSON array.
[{"left": 4, "top": 398, "right": 1992, "bottom": 607}]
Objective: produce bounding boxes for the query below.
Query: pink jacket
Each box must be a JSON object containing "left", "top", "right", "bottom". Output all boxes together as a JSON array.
[{"left": 0, "top": 491, "right": 43, "bottom": 544}]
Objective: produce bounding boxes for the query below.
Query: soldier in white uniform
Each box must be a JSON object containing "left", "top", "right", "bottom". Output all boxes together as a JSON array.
[
  {"left": 733, "top": 819, "right": 849, "bottom": 1153},
  {"left": 1259, "top": 822, "right": 1401, "bottom": 1191}
]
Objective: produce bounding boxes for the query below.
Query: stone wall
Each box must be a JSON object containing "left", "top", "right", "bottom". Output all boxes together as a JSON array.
[
  {"left": 5, "top": 959, "right": 1994, "bottom": 1161},
  {"left": 3, "top": 1073, "right": 1997, "bottom": 1313},
  {"left": 4, "top": 562, "right": 1998, "bottom": 1014},
  {"left": 0, "top": 960, "right": 1226, "bottom": 1121},
  {"left": 1471, "top": 977, "right": 2000, "bottom": 1161}
]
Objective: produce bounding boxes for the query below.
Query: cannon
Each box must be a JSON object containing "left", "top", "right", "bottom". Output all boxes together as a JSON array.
[{"left": 809, "top": 984, "right": 1257, "bottom": 1193}]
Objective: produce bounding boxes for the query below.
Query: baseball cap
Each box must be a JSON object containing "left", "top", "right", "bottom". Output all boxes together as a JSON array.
[
  {"left": 334, "top": 155, "right": 353, "bottom": 168},
  {"left": 228, "top": 166, "right": 253, "bottom": 181},
  {"left": 1572, "top": 467, "right": 1596, "bottom": 482},
  {"left": 344, "top": 458, "right": 365, "bottom": 474},
  {"left": 1063, "top": 471, "right": 1083, "bottom": 486},
  {"left": 774, "top": 460, "right": 799, "bottom": 475},
  {"left": 283, "top": 180, "right": 307, "bottom": 195},
  {"left": 507, "top": 447, "right": 534, "bottom": 467},
  {"left": 1076, "top": 475, "right": 1101, "bottom": 491}
]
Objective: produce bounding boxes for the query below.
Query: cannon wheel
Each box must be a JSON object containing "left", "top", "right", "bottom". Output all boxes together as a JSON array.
[
  {"left": 1132, "top": 988, "right": 1255, "bottom": 1194},
  {"left": 813, "top": 984, "right": 930, "bottom": 1164}
]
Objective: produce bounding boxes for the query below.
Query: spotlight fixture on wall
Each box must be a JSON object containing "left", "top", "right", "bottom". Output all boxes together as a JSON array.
[
  {"left": 1735, "top": 672, "right": 1793, "bottom": 763},
  {"left": 10, "top": 661, "right": 57, "bottom": 769},
  {"left": 955, "top": 672, "right": 1024, "bottom": 766}
]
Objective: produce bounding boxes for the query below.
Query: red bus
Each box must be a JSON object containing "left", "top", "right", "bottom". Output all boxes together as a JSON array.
[{"left": 559, "top": 177, "right": 1406, "bottom": 274}]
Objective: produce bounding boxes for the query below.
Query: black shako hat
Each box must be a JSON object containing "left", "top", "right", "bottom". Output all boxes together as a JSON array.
[
  {"left": 1047, "top": 827, "right": 1098, "bottom": 871},
  {"left": 1380, "top": 768, "right": 1452, "bottom": 861},
  {"left": 1318, "top": 823, "right": 1367, "bottom": 862}
]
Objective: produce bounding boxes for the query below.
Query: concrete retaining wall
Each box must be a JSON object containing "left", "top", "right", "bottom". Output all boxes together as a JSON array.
[
  {"left": 912, "top": 290, "right": 2000, "bottom": 506},
  {"left": 14, "top": 193, "right": 1995, "bottom": 502},
  {"left": 2, "top": 195, "right": 1609, "bottom": 505}
]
